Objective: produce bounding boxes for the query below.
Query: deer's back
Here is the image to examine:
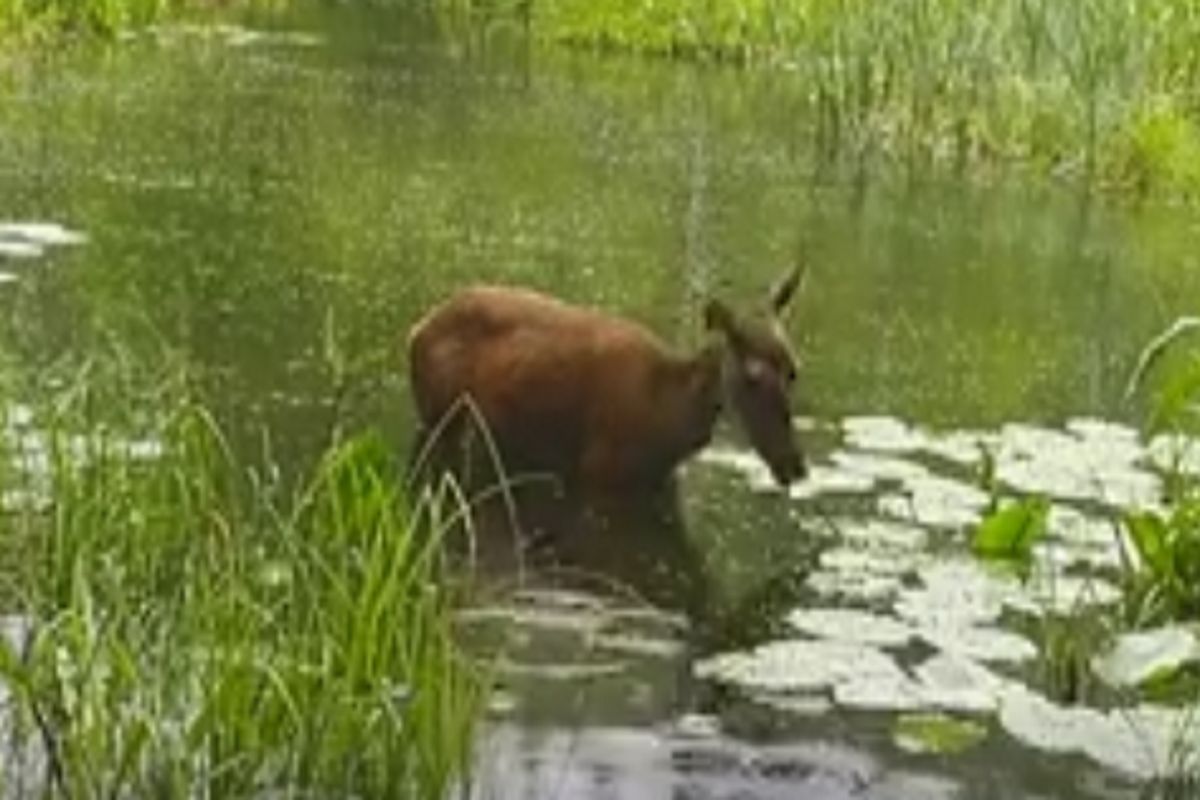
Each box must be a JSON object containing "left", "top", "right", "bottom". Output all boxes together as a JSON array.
[{"left": 408, "top": 286, "right": 673, "bottom": 478}]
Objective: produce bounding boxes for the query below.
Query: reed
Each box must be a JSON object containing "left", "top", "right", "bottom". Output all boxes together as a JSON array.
[
  {"left": 0, "top": 357, "right": 482, "bottom": 797},
  {"left": 443, "top": 0, "right": 1200, "bottom": 198},
  {"left": 0, "top": 0, "right": 279, "bottom": 40}
]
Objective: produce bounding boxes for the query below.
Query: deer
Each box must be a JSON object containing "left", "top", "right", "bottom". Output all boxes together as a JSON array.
[{"left": 406, "top": 268, "right": 807, "bottom": 508}]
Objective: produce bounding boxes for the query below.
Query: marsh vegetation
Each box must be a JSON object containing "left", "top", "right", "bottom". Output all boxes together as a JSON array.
[
  {"left": 447, "top": 0, "right": 1200, "bottom": 199},
  {"left": 2, "top": 0, "right": 1200, "bottom": 798},
  {"left": 0, "top": 354, "right": 482, "bottom": 797}
]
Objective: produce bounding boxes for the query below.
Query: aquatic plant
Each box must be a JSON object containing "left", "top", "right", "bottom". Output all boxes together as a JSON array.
[
  {"left": 972, "top": 496, "right": 1048, "bottom": 567},
  {"left": 0, "top": 361, "right": 482, "bottom": 797},
  {"left": 1122, "top": 508, "right": 1200, "bottom": 624},
  {"left": 1119, "top": 316, "right": 1200, "bottom": 624}
]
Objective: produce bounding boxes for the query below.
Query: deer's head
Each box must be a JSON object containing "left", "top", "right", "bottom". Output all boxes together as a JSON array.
[{"left": 705, "top": 268, "right": 807, "bottom": 486}]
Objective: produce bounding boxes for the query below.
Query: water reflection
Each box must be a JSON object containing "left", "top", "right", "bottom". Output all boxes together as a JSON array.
[
  {"left": 434, "top": 459, "right": 716, "bottom": 638},
  {"left": 471, "top": 723, "right": 966, "bottom": 800}
]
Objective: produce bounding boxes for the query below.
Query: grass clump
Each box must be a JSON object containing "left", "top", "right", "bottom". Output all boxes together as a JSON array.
[
  {"left": 0, "top": 361, "right": 482, "bottom": 797},
  {"left": 1123, "top": 317, "right": 1200, "bottom": 626},
  {"left": 0, "top": 0, "right": 281, "bottom": 41}
]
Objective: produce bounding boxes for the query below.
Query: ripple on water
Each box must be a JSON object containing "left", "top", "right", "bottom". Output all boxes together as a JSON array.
[{"left": 473, "top": 724, "right": 963, "bottom": 800}]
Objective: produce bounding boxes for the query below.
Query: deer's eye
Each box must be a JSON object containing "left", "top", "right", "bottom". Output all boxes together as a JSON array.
[{"left": 743, "top": 358, "right": 769, "bottom": 383}]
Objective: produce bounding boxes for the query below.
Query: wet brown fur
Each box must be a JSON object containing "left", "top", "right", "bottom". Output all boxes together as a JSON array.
[
  {"left": 407, "top": 285, "right": 726, "bottom": 499},
  {"left": 407, "top": 279, "right": 804, "bottom": 628}
]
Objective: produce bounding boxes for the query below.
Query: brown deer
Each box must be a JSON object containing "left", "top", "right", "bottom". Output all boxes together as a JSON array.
[{"left": 406, "top": 269, "right": 807, "bottom": 506}]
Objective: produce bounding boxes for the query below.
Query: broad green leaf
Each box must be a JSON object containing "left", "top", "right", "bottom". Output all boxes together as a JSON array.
[
  {"left": 973, "top": 498, "right": 1048, "bottom": 562},
  {"left": 1123, "top": 511, "right": 1172, "bottom": 576}
]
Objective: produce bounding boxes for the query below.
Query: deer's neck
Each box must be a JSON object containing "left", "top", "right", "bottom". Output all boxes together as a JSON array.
[{"left": 659, "top": 342, "right": 725, "bottom": 455}]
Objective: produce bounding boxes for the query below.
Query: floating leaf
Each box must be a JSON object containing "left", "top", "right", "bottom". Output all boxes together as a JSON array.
[
  {"left": 695, "top": 639, "right": 905, "bottom": 693},
  {"left": 893, "top": 713, "right": 988, "bottom": 755},
  {"left": 0, "top": 221, "right": 88, "bottom": 246},
  {"left": 973, "top": 498, "right": 1048, "bottom": 562},
  {"left": 910, "top": 653, "right": 1008, "bottom": 713},
  {"left": 998, "top": 688, "right": 1197, "bottom": 779},
  {"left": 919, "top": 624, "right": 1038, "bottom": 664},
  {"left": 1091, "top": 626, "right": 1200, "bottom": 688},
  {"left": 786, "top": 608, "right": 914, "bottom": 648}
]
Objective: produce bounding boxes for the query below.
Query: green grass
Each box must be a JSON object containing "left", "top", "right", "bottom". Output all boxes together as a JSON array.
[
  {"left": 0, "top": 0, "right": 280, "bottom": 40},
  {"left": 442, "top": 0, "right": 1200, "bottom": 199},
  {"left": 1123, "top": 317, "right": 1200, "bottom": 626},
  {"left": 0, "top": 358, "right": 482, "bottom": 797}
]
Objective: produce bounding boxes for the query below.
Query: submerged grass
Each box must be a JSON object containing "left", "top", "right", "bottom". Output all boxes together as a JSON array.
[
  {"left": 442, "top": 0, "right": 1200, "bottom": 199},
  {"left": 0, "top": 357, "right": 482, "bottom": 797}
]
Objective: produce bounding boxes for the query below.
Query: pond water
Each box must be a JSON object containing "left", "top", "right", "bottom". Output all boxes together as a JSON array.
[{"left": 2, "top": 3, "right": 1200, "bottom": 798}]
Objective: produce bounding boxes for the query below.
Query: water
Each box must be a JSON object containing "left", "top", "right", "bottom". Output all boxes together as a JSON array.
[{"left": 2, "top": 4, "right": 1200, "bottom": 797}]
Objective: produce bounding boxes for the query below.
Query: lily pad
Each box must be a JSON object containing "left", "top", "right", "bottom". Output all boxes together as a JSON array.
[
  {"left": 1092, "top": 626, "right": 1200, "bottom": 688},
  {"left": 788, "top": 465, "right": 878, "bottom": 500},
  {"left": 998, "top": 685, "right": 1107, "bottom": 755},
  {"left": 695, "top": 639, "right": 906, "bottom": 694},
  {"left": 838, "top": 518, "right": 930, "bottom": 551},
  {"left": 893, "top": 713, "right": 988, "bottom": 755},
  {"left": 829, "top": 451, "right": 931, "bottom": 483},
  {"left": 1066, "top": 418, "right": 1144, "bottom": 462},
  {"left": 994, "top": 422, "right": 1162, "bottom": 509},
  {"left": 919, "top": 624, "right": 1038, "bottom": 664},
  {"left": 1041, "top": 506, "right": 1130, "bottom": 570},
  {"left": 810, "top": 546, "right": 922, "bottom": 601},
  {"left": 897, "top": 560, "right": 1021, "bottom": 628},
  {"left": 820, "top": 546, "right": 924, "bottom": 578},
  {"left": 911, "top": 653, "right": 1009, "bottom": 713},
  {"left": 834, "top": 674, "right": 927, "bottom": 711},
  {"left": 0, "top": 241, "right": 42, "bottom": 259},
  {"left": 880, "top": 474, "right": 989, "bottom": 529},
  {"left": 920, "top": 430, "right": 995, "bottom": 467},
  {"left": 0, "top": 222, "right": 88, "bottom": 246},
  {"left": 1004, "top": 571, "right": 1123, "bottom": 616},
  {"left": 998, "top": 688, "right": 1197, "bottom": 779},
  {"left": 786, "top": 608, "right": 914, "bottom": 648},
  {"left": 806, "top": 569, "right": 904, "bottom": 602},
  {"left": 843, "top": 416, "right": 925, "bottom": 452}
]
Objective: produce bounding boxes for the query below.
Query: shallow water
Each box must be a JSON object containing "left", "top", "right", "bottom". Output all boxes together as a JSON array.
[{"left": 2, "top": 3, "right": 1200, "bottom": 797}]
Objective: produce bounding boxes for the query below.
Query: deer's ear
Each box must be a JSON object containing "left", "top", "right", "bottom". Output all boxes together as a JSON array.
[
  {"left": 769, "top": 266, "right": 804, "bottom": 316},
  {"left": 704, "top": 299, "right": 748, "bottom": 351},
  {"left": 704, "top": 299, "right": 736, "bottom": 336}
]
